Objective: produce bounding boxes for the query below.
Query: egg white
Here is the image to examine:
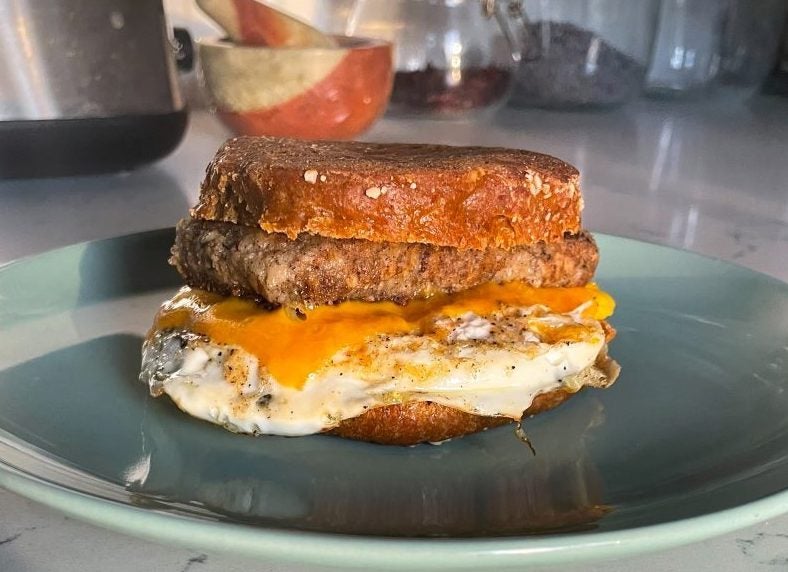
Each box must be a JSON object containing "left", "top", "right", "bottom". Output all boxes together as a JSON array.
[{"left": 140, "top": 306, "right": 615, "bottom": 436}]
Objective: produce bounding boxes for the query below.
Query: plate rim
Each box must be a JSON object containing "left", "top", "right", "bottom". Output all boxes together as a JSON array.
[
  {"left": 1, "top": 229, "right": 787, "bottom": 568},
  {"left": 2, "top": 457, "right": 788, "bottom": 569}
]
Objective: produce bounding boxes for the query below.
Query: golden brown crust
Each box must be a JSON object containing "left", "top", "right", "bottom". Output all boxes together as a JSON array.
[
  {"left": 329, "top": 389, "right": 576, "bottom": 446},
  {"left": 193, "top": 136, "right": 582, "bottom": 250}
]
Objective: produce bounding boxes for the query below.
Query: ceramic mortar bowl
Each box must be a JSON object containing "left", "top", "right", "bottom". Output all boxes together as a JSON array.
[{"left": 198, "top": 36, "right": 393, "bottom": 140}]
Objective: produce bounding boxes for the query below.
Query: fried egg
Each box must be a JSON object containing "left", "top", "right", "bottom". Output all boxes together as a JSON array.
[{"left": 140, "top": 283, "right": 618, "bottom": 436}]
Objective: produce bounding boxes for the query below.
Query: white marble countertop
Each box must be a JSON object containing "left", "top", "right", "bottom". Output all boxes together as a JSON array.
[{"left": 1, "top": 98, "right": 787, "bottom": 571}]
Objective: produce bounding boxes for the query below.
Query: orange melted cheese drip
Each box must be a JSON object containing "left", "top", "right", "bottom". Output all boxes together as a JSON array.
[{"left": 152, "top": 283, "right": 615, "bottom": 389}]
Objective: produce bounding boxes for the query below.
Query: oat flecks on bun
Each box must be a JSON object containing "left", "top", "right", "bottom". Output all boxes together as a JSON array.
[{"left": 192, "top": 136, "right": 582, "bottom": 250}]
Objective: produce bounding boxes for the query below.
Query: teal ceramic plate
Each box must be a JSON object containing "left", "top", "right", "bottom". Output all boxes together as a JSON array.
[{"left": 0, "top": 230, "right": 787, "bottom": 569}]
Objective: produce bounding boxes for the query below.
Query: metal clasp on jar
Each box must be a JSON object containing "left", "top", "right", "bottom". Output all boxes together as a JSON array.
[{"left": 481, "top": 0, "right": 540, "bottom": 63}]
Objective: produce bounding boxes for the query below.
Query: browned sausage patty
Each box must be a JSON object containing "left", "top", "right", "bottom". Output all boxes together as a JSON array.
[{"left": 170, "top": 217, "right": 599, "bottom": 308}]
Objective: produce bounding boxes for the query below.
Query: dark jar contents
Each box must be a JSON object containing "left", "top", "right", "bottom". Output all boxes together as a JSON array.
[
  {"left": 511, "top": 22, "right": 646, "bottom": 108},
  {"left": 389, "top": 64, "right": 513, "bottom": 115}
]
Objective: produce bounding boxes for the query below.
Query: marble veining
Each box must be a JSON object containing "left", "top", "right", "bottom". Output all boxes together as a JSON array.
[
  {"left": 736, "top": 532, "right": 788, "bottom": 567},
  {"left": 0, "top": 533, "right": 22, "bottom": 547},
  {"left": 181, "top": 554, "right": 208, "bottom": 572}
]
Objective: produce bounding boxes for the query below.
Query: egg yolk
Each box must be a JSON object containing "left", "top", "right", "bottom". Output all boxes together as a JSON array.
[{"left": 152, "top": 282, "right": 614, "bottom": 389}]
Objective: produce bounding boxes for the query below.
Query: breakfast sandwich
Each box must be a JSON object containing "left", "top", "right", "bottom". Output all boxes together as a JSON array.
[{"left": 140, "top": 136, "right": 619, "bottom": 445}]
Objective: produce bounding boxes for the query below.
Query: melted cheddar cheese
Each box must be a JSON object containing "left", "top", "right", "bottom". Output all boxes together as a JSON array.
[{"left": 152, "top": 283, "right": 614, "bottom": 389}]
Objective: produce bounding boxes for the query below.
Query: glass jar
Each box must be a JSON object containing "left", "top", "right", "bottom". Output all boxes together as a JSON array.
[
  {"left": 645, "top": 0, "right": 726, "bottom": 97},
  {"left": 718, "top": 0, "right": 788, "bottom": 97},
  {"left": 322, "top": 0, "right": 519, "bottom": 117},
  {"left": 763, "top": 13, "right": 788, "bottom": 96},
  {"left": 509, "top": 0, "right": 660, "bottom": 108}
]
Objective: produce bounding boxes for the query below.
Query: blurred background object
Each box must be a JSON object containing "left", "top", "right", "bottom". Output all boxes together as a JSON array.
[
  {"left": 196, "top": 0, "right": 338, "bottom": 47},
  {"left": 166, "top": 0, "right": 788, "bottom": 117},
  {"left": 3, "top": 0, "right": 786, "bottom": 176},
  {"left": 0, "top": 0, "right": 189, "bottom": 179},
  {"left": 509, "top": 0, "right": 660, "bottom": 109},
  {"left": 645, "top": 0, "right": 725, "bottom": 98},
  {"left": 763, "top": 12, "right": 788, "bottom": 96},
  {"left": 645, "top": 0, "right": 788, "bottom": 101},
  {"left": 718, "top": 0, "right": 788, "bottom": 100},
  {"left": 193, "top": 0, "right": 393, "bottom": 139},
  {"left": 321, "top": 0, "right": 519, "bottom": 118},
  {"left": 198, "top": 35, "right": 393, "bottom": 139}
]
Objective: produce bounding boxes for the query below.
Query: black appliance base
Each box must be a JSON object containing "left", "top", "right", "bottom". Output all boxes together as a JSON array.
[{"left": 0, "top": 110, "right": 188, "bottom": 179}]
